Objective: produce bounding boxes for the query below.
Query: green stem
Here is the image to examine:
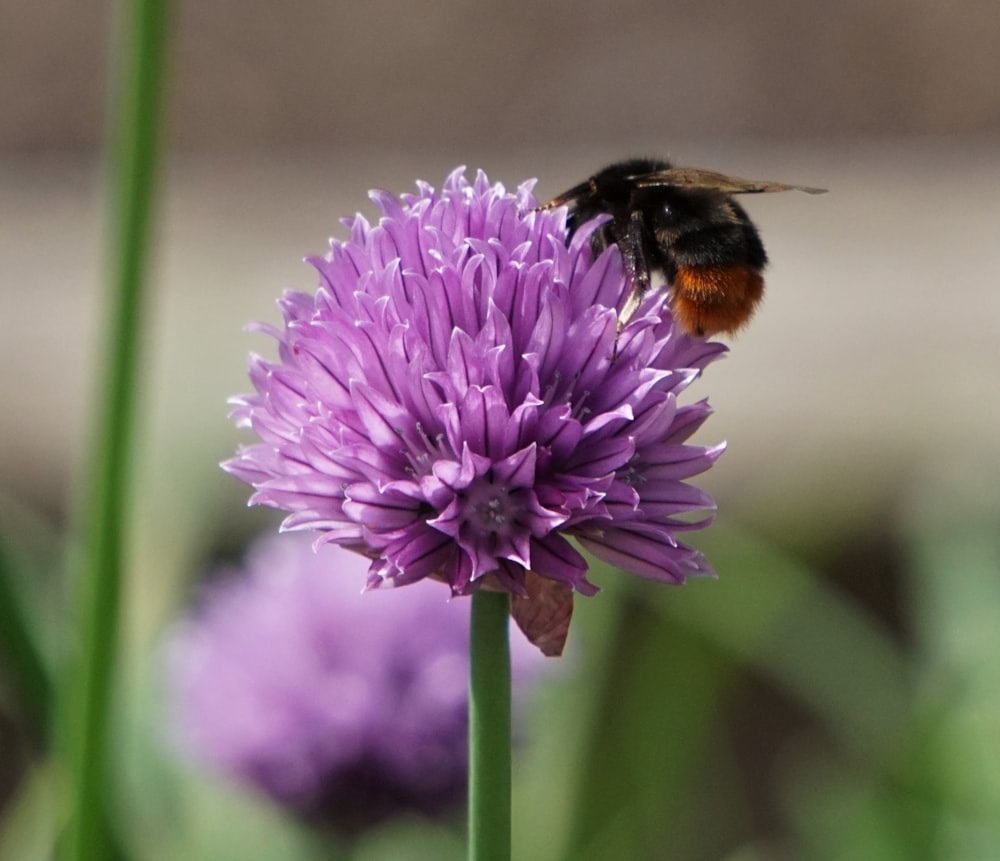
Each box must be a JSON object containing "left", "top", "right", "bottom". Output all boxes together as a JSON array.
[
  {"left": 468, "top": 590, "right": 512, "bottom": 861},
  {"left": 60, "top": 0, "right": 169, "bottom": 858}
]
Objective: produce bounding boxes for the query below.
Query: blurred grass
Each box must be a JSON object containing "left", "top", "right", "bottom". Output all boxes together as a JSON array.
[
  {"left": 670, "top": 525, "right": 910, "bottom": 758},
  {"left": 558, "top": 584, "right": 733, "bottom": 861},
  {"left": 780, "top": 461, "right": 1000, "bottom": 861},
  {"left": 0, "top": 764, "right": 57, "bottom": 861},
  {"left": 0, "top": 503, "right": 59, "bottom": 743},
  {"left": 897, "top": 462, "right": 1000, "bottom": 856}
]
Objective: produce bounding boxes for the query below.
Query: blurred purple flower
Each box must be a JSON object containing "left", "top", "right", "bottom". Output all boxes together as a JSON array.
[
  {"left": 223, "top": 168, "right": 724, "bottom": 600},
  {"left": 165, "top": 534, "right": 543, "bottom": 830}
]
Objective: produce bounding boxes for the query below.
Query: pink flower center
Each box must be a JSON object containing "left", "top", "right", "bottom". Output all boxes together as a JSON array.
[{"left": 464, "top": 481, "right": 516, "bottom": 537}]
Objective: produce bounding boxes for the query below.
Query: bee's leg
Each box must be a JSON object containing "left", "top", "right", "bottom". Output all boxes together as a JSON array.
[
  {"left": 616, "top": 209, "right": 651, "bottom": 331},
  {"left": 538, "top": 179, "right": 594, "bottom": 210}
]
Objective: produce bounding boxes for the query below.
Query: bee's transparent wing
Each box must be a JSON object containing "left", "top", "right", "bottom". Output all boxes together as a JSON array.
[{"left": 636, "top": 168, "right": 827, "bottom": 195}]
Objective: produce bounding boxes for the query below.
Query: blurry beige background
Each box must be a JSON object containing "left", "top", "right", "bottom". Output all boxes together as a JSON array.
[{"left": 2, "top": 0, "right": 999, "bottom": 540}]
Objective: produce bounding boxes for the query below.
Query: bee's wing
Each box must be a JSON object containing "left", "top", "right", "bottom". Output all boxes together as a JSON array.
[{"left": 636, "top": 168, "right": 827, "bottom": 195}]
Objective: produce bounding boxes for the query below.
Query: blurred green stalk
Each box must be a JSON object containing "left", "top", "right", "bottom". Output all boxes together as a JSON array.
[
  {"left": 60, "top": 0, "right": 169, "bottom": 858},
  {"left": 469, "top": 590, "right": 512, "bottom": 861},
  {"left": 0, "top": 538, "right": 52, "bottom": 741}
]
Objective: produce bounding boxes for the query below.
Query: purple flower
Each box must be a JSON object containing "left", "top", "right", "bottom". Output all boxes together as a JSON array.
[
  {"left": 165, "top": 534, "right": 544, "bottom": 831},
  {"left": 223, "top": 168, "right": 724, "bottom": 605}
]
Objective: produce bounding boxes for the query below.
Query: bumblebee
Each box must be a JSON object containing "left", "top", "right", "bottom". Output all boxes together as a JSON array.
[{"left": 542, "top": 157, "right": 825, "bottom": 336}]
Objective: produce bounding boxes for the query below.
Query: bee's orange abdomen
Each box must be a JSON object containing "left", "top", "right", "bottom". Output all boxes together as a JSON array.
[{"left": 671, "top": 265, "right": 765, "bottom": 337}]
